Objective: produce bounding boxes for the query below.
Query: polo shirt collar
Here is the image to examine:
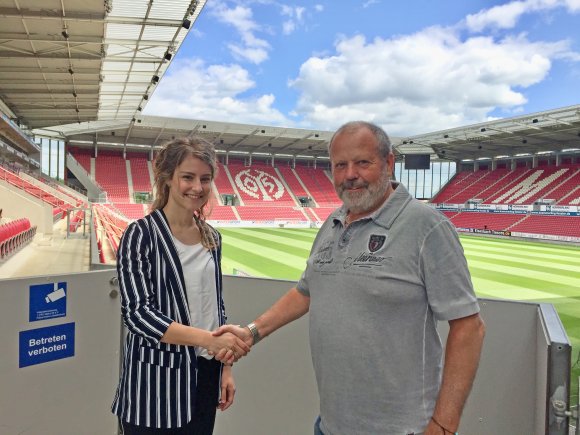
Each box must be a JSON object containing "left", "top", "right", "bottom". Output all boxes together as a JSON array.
[{"left": 331, "top": 182, "right": 413, "bottom": 230}]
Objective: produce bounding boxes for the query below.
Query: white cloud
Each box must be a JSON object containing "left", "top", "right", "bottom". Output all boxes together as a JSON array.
[
  {"left": 564, "top": 0, "right": 580, "bottom": 11},
  {"left": 314, "top": 4, "right": 324, "bottom": 12},
  {"left": 465, "top": 2, "right": 528, "bottom": 32},
  {"left": 145, "top": 60, "right": 289, "bottom": 125},
  {"left": 282, "top": 20, "right": 296, "bottom": 35},
  {"left": 280, "top": 5, "right": 306, "bottom": 35},
  {"left": 363, "top": 0, "right": 380, "bottom": 8},
  {"left": 464, "top": 0, "right": 579, "bottom": 32},
  {"left": 208, "top": 2, "right": 271, "bottom": 64},
  {"left": 290, "top": 28, "right": 572, "bottom": 134},
  {"left": 228, "top": 43, "right": 269, "bottom": 64}
]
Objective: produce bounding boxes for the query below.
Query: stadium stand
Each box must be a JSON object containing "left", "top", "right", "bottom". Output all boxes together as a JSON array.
[
  {"left": 0, "top": 165, "right": 77, "bottom": 216},
  {"left": 0, "top": 217, "right": 36, "bottom": 259},
  {"left": 128, "top": 152, "right": 152, "bottom": 193},
  {"left": 294, "top": 164, "right": 341, "bottom": 206},
  {"left": 510, "top": 215, "right": 580, "bottom": 238},
  {"left": 235, "top": 205, "right": 307, "bottom": 222},
  {"left": 215, "top": 163, "right": 237, "bottom": 197},
  {"left": 94, "top": 150, "right": 130, "bottom": 203},
  {"left": 69, "top": 147, "right": 93, "bottom": 174},
  {"left": 115, "top": 203, "right": 148, "bottom": 220},
  {"left": 433, "top": 165, "right": 580, "bottom": 205},
  {"left": 448, "top": 212, "right": 526, "bottom": 231},
  {"left": 277, "top": 166, "right": 311, "bottom": 201},
  {"left": 210, "top": 205, "right": 238, "bottom": 221}
]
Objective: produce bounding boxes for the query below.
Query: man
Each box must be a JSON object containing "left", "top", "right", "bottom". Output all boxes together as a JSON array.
[{"left": 214, "top": 121, "right": 485, "bottom": 435}]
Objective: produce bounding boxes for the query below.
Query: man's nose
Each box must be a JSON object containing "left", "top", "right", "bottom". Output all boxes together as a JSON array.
[{"left": 345, "top": 164, "right": 358, "bottom": 180}]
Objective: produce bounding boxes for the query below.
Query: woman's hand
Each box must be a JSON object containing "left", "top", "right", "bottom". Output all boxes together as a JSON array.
[
  {"left": 206, "top": 331, "right": 250, "bottom": 364},
  {"left": 218, "top": 366, "right": 235, "bottom": 411}
]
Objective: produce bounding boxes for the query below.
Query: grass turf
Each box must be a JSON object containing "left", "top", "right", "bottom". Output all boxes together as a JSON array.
[{"left": 219, "top": 227, "right": 580, "bottom": 403}]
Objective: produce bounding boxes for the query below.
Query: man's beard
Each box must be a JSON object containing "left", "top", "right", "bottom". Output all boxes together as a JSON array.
[{"left": 336, "top": 170, "right": 391, "bottom": 215}]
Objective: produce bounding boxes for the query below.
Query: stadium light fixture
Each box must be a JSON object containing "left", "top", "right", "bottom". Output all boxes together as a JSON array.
[
  {"left": 495, "top": 155, "right": 509, "bottom": 159},
  {"left": 61, "top": 30, "right": 69, "bottom": 39},
  {"left": 480, "top": 128, "right": 486, "bottom": 132},
  {"left": 532, "top": 118, "right": 538, "bottom": 123},
  {"left": 536, "top": 151, "right": 552, "bottom": 155},
  {"left": 562, "top": 148, "right": 580, "bottom": 152},
  {"left": 461, "top": 159, "right": 474, "bottom": 162},
  {"left": 477, "top": 157, "right": 491, "bottom": 160},
  {"left": 152, "top": 75, "right": 160, "bottom": 84},
  {"left": 182, "top": 19, "right": 192, "bottom": 29},
  {"left": 514, "top": 153, "right": 531, "bottom": 157},
  {"left": 522, "top": 139, "right": 527, "bottom": 144}
]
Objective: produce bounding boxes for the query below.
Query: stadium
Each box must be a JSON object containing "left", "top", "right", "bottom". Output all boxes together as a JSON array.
[{"left": 0, "top": 1, "right": 579, "bottom": 434}]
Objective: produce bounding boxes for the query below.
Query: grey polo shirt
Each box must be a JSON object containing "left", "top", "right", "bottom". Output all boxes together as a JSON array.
[{"left": 296, "top": 183, "right": 479, "bottom": 435}]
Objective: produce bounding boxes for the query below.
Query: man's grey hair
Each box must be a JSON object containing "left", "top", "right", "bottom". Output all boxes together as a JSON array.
[{"left": 328, "top": 121, "right": 392, "bottom": 158}]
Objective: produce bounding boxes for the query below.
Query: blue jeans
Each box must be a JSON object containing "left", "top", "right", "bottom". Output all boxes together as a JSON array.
[{"left": 314, "top": 416, "right": 324, "bottom": 435}]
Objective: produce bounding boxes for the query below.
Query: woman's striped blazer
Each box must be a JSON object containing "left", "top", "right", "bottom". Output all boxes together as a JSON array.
[{"left": 111, "top": 209, "right": 226, "bottom": 429}]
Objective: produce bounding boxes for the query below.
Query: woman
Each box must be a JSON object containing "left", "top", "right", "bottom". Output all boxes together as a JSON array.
[{"left": 112, "top": 136, "right": 250, "bottom": 434}]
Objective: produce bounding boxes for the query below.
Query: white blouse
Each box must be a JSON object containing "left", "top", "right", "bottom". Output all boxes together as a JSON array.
[{"left": 172, "top": 236, "right": 219, "bottom": 360}]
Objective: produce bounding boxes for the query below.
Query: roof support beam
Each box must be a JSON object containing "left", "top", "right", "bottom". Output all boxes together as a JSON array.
[
  {"left": 0, "top": 8, "right": 183, "bottom": 26},
  {"left": 0, "top": 52, "right": 161, "bottom": 62},
  {"left": 0, "top": 33, "right": 172, "bottom": 46}
]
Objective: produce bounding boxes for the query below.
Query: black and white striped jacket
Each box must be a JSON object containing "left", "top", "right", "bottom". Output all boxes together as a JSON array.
[{"left": 111, "top": 209, "right": 226, "bottom": 428}]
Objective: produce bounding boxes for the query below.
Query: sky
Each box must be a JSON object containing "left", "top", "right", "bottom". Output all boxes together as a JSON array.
[{"left": 144, "top": 0, "right": 580, "bottom": 137}]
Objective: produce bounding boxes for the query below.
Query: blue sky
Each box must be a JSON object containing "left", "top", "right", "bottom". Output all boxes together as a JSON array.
[{"left": 145, "top": 0, "right": 580, "bottom": 136}]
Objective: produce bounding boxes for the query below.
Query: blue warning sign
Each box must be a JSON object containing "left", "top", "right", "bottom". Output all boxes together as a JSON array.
[
  {"left": 29, "top": 282, "right": 67, "bottom": 322},
  {"left": 19, "top": 322, "right": 75, "bottom": 368}
]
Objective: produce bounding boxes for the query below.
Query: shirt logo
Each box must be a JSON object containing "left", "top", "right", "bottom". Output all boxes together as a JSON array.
[{"left": 368, "top": 234, "right": 386, "bottom": 253}]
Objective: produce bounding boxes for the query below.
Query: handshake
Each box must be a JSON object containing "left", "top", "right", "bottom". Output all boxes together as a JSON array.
[{"left": 207, "top": 324, "right": 256, "bottom": 366}]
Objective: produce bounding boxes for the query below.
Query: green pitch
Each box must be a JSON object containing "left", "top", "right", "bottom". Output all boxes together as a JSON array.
[{"left": 219, "top": 227, "right": 580, "bottom": 401}]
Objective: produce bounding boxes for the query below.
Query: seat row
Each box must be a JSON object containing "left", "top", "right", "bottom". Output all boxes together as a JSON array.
[{"left": 0, "top": 218, "right": 36, "bottom": 259}]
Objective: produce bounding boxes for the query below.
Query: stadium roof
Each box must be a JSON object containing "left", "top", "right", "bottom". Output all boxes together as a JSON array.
[
  {"left": 38, "top": 105, "right": 580, "bottom": 162},
  {"left": 395, "top": 104, "right": 580, "bottom": 162},
  {"left": 38, "top": 115, "right": 337, "bottom": 160},
  {"left": 0, "top": 0, "right": 205, "bottom": 130}
]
